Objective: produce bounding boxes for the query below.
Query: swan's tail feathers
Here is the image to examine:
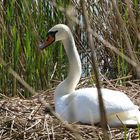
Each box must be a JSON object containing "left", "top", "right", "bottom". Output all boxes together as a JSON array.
[{"left": 107, "top": 109, "right": 140, "bottom": 128}]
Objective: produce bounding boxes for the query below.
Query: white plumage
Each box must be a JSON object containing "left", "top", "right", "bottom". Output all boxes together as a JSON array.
[{"left": 40, "top": 24, "right": 140, "bottom": 127}]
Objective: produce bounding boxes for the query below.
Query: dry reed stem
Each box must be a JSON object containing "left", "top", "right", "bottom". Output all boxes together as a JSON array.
[
  {"left": 90, "top": 30, "right": 140, "bottom": 72},
  {"left": 80, "top": 0, "right": 110, "bottom": 139},
  {"left": 125, "top": 0, "right": 139, "bottom": 39},
  {"left": 0, "top": 58, "right": 37, "bottom": 95},
  {"left": 112, "top": 1, "right": 140, "bottom": 77},
  {"left": 38, "top": 96, "right": 84, "bottom": 140}
]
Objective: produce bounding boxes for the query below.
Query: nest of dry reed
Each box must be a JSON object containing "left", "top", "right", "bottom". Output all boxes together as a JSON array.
[{"left": 0, "top": 80, "right": 140, "bottom": 140}]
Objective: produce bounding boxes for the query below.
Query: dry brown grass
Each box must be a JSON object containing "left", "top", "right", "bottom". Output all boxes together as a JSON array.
[
  {"left": 0, "top": 79, "right": 140, "bottom": 140},
  {"left": 0, "top": 1, "right": 140, "bottom": 139}
]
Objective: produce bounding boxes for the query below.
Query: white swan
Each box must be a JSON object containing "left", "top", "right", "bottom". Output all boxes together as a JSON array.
[{"left": 40, "top": 24, "right": 140, "bottom": 127}]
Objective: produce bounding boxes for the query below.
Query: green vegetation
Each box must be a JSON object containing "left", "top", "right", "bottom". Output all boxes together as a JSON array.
[
  {"left": 0, "top": 0, "right": 140, "bottom": 97},
  {"left": 138, "top": 124, "right": 140, "bottom": 139}
]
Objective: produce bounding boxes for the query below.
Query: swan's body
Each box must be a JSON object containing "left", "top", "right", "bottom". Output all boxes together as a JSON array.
[{"left": 40, "top": 24, "right": 140, "bottom": 127}]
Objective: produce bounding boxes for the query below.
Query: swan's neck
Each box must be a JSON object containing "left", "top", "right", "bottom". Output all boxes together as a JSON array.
[
  {"left": 63, "top": 35, "right": 82, "bottom": 90},
  {"left": 55, "top": 32, "right": 82, "bottom": 99}
]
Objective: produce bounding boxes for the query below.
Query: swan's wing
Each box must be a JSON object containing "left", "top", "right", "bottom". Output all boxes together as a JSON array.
[
  {"left": 74, "top": 88, "right": 138, "bottom": 113},
  {"left": 72, "top": 88, "right": 139, "bottom": 125},
  {"left": 55, "top": 88, "right": 140, "bottom": 126}
]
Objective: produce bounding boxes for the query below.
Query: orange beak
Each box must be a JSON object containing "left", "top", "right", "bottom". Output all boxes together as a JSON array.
[{"left": 39, "top": 35, "right": 55, "bottom": 50}]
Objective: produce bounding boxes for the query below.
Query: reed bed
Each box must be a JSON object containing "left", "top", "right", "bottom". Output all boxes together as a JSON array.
[
  {"left": 0, "top": 80, "right": 140, "bottom": 139},
  {"left": 0, "top": 0, "right": 140, "bottom": 139}
]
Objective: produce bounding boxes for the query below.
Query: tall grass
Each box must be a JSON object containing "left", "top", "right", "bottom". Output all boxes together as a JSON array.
[
  {"left": 0, "top": 0, "right": 140, "bottom": 97},
  {"left": 0, "top": 0, "right": 66, "bottom": 96}
]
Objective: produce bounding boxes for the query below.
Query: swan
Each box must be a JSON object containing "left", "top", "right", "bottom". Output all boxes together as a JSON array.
[{"left": 40, "top": 24, "right": 140, "bottom": 127}]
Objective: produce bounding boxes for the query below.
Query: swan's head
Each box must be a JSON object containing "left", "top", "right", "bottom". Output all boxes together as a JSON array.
[{"left": 40, "top": 24, "right": 70, "bottom": 50}]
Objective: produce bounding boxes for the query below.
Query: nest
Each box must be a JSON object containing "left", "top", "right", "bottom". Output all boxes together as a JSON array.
[{"left": 0, "top": 81, "right": 140, "bottom": 140}]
